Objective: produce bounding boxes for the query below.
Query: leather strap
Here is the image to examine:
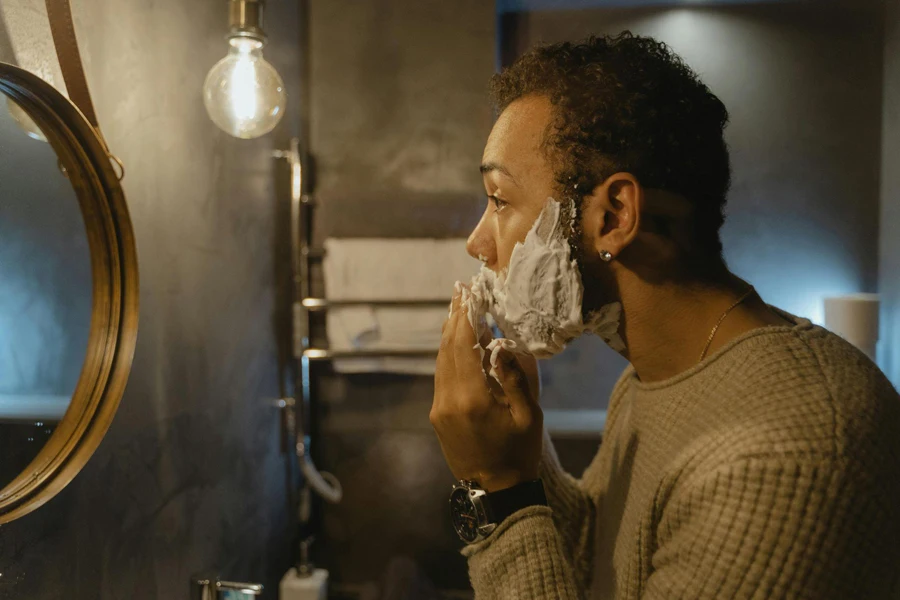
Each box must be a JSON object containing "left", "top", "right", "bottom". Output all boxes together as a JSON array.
[
  {"left": 45, "top": 0, "right": 99, "bottom": 128},
  {"left": 484, "top": 479, "right": 548, "bottom": 525},
  {"left": 44, "top": 0, "right": 124, "bottom": 179}
]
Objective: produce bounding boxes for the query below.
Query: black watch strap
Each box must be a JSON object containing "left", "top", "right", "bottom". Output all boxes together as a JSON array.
[{"left": 484, "top": 479, "right": 547, "bottom": 524}]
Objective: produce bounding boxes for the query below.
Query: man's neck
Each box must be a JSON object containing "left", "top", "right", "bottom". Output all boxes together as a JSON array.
[{"left": 617, "top": 272, "right": 791, "bottom": 383}]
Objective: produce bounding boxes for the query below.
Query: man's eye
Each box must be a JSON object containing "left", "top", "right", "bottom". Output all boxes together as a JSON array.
[{"left": 487, "top": 195, "right": 508, "bottom": 213}]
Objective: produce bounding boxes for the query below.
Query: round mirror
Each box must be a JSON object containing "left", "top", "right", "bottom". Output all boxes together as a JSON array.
[
  {"left": 0, "top": 92, "right": 91, "bottom": 490},
  {"left": 0, "top": 62, "right": 139, "bottom": 523}
]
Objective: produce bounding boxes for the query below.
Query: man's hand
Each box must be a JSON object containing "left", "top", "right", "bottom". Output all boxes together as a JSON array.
[{"left": 430, "top": 287, "right": 543, "bottom": 493}]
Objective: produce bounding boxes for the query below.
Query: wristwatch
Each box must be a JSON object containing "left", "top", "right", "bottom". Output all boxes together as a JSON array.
[{"left": 449, "top": 479, "right": 548, "bottom": 544}]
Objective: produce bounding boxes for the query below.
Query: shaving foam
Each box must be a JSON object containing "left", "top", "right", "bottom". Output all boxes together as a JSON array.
[{"left": 461, "top": 197, "right": 625, "bottom": 361}]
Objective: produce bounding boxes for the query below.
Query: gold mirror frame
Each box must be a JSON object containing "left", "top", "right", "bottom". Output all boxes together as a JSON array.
[{"left": 0, "top": 62, "right": 139, "bottom": 524}]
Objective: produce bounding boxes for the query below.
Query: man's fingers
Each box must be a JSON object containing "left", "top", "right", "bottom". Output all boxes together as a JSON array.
[
  {"left": 492, "top": 347, "right": 541, "bottom": 427},
  {"left": 435, "top": 286, "right": 463, "bottom": 405},
  {"left": 454, "top": 300, "right": 490, "bottom": 391}
]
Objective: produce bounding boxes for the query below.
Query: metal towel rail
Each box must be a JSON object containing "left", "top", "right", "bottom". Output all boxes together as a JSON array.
[
  {"left": 296, "top": 297, "right": 447, "bottom": 359},
  {"left": 275, "top": 138, "right": 449, "bottom": 515}
]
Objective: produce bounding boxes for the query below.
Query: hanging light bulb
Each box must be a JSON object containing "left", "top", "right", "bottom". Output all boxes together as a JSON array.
[{"left": 203, "top": 0, "right": 286, "bottom": 139}]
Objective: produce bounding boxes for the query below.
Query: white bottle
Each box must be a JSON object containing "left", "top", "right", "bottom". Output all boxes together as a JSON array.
[{"left": 279, "top": 567, "right": 328, "bottom": 600}]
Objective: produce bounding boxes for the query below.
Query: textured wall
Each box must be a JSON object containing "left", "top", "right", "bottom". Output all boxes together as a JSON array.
[
  {"left": 0, "top": 0, "right": 301, "bottom": 598},
  {"left": 0, "top": 2, "right": 66, "bottom": 92},
  {"left": 881, "top": 0, "right": 900, "bottom": 387},
  {"left": 501, "top": 0, "right": 886, "bottom": 406}
]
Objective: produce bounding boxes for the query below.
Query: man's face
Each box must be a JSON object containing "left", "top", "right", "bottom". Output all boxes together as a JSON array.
[{"left": 467, "top": 95, "right": 558, "bottom": 272}]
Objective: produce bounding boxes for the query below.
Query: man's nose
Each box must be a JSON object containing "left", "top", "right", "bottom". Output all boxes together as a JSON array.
[{"left": 466, "top": 213, "right": 495, "bottom": 266}]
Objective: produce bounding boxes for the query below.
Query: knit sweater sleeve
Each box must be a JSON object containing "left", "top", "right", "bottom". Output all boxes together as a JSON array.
[
  {"left": 539, "top": 427, "right": 596, "bottom": 590},
  {"left": 462, "top": 505, "right": 582, "bottom": 599},
  {"left": 643, "top": 455, "right": 900, "bottom": 600},
  {"left": 460, "top": 429, "right": 594, "bottom": 599}
]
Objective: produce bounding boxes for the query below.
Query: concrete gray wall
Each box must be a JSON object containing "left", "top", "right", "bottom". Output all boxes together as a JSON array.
[
  {"left": 502, "top": 1, "right": 886, "bottom": 405},
  {"left": 0, "top": 0, "right": 301, "bottom": 597},
  {"left": 881, "top": 0, "right": 900, "bottom": 387}
]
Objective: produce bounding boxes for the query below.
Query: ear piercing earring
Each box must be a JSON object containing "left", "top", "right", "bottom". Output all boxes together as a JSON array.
[{"left": 600, "top": 250, "right": 613, "bottom": 262}]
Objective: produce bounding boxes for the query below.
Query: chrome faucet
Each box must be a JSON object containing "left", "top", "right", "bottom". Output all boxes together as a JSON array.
[{"left": 191, "top": 575, "right": 263, "bottom": 599}]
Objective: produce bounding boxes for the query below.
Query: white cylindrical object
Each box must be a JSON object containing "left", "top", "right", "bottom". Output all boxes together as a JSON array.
[
  {"left": 823, "top": 294, "right": 880, "bottom": 360},
  {"left": 279, "top": 568, "right": 328, "bottom": 600}
]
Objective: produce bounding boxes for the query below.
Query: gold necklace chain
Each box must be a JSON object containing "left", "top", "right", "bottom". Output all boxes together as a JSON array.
[{"left": 698, "top": 287, "right": 756, "bottom": 363}]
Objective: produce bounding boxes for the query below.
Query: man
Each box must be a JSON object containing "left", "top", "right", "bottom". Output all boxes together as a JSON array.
[{"left": 430, "top": 33, "right": 900, "bottom": 599}]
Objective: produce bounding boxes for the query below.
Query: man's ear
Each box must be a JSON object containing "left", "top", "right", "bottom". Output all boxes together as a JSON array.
[{"left": 581, "top": 172, "right": 643, "bottom": 260}]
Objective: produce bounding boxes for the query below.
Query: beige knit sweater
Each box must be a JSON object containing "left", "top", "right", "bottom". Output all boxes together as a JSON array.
[{"left": 462, "top": 312, "right": 900, "bottom": 599}]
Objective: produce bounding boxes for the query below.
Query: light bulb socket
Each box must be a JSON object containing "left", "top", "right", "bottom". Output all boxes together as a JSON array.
[{"left": 228, "top": 0, "right": 266, "bottom": 43}]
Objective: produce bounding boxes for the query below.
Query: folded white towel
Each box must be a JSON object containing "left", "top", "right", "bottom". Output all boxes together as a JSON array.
[{"left": 323, "top": 238, "right": 480, "bottom": 374}]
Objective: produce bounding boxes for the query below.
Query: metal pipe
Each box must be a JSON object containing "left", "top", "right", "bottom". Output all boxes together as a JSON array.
[{"left": 277, "top": 137, "right": 343, "bottom": 512}]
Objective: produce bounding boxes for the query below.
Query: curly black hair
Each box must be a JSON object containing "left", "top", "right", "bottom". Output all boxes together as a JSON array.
[{"left": 490, "top": 32, "right": 732, "bottom": 280}]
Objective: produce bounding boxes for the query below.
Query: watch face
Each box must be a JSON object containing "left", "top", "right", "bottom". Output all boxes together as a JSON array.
[{"left": 450, "top": 487, "right": 479, "bottom": 543}]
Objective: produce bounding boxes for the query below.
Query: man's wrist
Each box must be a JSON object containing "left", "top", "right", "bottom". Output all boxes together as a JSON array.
[{"left": 482, "top": 479, "right": 548, "bottom": 527}]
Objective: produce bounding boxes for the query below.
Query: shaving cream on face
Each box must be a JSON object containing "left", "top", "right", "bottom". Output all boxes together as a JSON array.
[{"left": 461, "top": 197, "right": 625, "bottom": 360}]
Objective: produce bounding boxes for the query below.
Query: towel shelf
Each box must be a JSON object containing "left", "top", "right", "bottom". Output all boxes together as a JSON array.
[
  {"left": 297, "top": 297, "right": 447, "bottom": 359},
  {"left": 298, "top": 298, "right": 450, "bottom": 311}
]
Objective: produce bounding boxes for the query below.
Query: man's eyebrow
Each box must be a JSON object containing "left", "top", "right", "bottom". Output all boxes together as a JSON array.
[{"left": 480, "top": 161, "right": 520, "bottom": 186}]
